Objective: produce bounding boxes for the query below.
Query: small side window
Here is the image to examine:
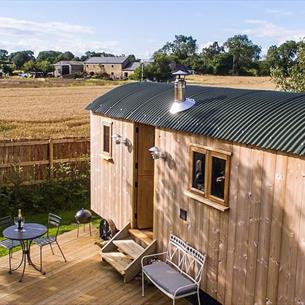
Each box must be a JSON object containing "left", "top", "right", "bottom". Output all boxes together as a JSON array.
[
  {"left": 189, "top": 147, "right": 207, "bottom": 196},
  {"left": 102, "top": 122, "right": 112, "bottom": 158},
  {"left": 211, "top": 156, "right": 226, "bottom": 200}
]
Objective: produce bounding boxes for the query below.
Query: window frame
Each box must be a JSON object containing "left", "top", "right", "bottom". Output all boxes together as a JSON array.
[
  {"left": 101, "top": 121, "right": 113, "bottom": 159},
  {"left": 189, "top": 145, "right": 231, "bottom": 207},
  {"left": 189, "top": 146, "right": 208, "bottom": 197},
  {"left": 207, "top": 151, "right": 231, "bottom": 206}
]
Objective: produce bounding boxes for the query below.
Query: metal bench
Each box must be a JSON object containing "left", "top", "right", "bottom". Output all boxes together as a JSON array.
[{"left": 141, "top": 234, "right": 206, "bottom": 305}]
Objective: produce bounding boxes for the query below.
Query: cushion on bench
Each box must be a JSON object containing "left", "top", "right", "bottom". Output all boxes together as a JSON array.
[{"left": 143, "top": 261, "right": 197, "bottom": 296}]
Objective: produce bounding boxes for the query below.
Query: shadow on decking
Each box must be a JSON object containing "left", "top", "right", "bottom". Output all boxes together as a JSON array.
[{"left": 0, "top": 229, "right": 190, "bottom": 305}]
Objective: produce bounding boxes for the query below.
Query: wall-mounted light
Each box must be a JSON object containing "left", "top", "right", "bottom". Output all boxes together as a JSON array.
[
  {"left": 148, "top": 146, "right": 167, "bottom": 160},
  {"left": 112, "top": 133, "right": 128, "bottom": 146}
]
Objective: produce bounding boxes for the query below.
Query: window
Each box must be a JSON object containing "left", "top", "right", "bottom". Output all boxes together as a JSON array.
[
  {"left": 189, "top": 145, "right": 231, "bottom": 206},
  {"left": 111, "top": 65, "right": 114, "bottom": 68},
  {"left": 102, "top": 122, "right": 112, "bottom": 158}
]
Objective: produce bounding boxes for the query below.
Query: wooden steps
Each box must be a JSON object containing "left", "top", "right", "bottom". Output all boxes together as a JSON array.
[
  {"left": 101, "top": 223, "right": 156, "bottom": 282},
  {"left": 129, "top": 229, "right": 153, "bottom": 247},
  {"left": 101, "top": 252, "right": 132, "bottom": 275},
  {"left": 113, "top": 239, "right": 145, "bottom": 259}
]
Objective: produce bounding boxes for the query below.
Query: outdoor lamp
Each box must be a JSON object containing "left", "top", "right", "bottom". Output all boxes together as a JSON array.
[
  {"left": 112, "top": 133, "right": 128, "bottom": 146},
  {"left": 148, "top": 146, "right": 167, "bottom": 160}
]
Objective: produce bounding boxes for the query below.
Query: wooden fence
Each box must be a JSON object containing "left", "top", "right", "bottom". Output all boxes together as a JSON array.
[{"left": 0, "top": 138, "right": 90, "bottom": 185}]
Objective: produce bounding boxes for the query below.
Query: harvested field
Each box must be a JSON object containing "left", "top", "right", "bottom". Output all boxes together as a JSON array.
[{"left": 0, "top": 85, "right": 116, "bottom": 140}]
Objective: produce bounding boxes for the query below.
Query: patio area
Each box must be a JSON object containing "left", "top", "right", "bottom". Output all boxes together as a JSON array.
[{"left": 0, "top": 228, "right": 189, "bottom": 305}]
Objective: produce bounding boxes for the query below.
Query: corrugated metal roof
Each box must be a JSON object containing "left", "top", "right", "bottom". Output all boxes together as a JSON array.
[
  {"left": 85, "top": 56, "right": 128, "bottom": 64},
  {"left": 86, "top": 82, "right": 305, "bottom": 156}
]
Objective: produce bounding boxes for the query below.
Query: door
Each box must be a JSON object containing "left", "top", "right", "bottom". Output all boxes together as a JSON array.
[{"left": 135, "top": 123, "right": 155, "bottom": 229}]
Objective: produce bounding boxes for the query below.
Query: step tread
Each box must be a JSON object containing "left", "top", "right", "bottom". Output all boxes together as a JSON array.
[
  {"left": 113, "top": 239, "right": 145, "bottom": 259},
  {"left": 101, "top": 251, "right": 132, "bottom": 275},
  {"left": 129, "top": 229, "right": 153, "bottom": 246}
]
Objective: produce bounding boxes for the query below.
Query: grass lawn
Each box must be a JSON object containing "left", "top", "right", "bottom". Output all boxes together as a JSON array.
[{"left": 0, "top": 210, "right": 101, "bottom": 257}]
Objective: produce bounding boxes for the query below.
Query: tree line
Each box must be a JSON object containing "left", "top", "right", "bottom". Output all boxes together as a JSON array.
[
  {"left": 131, "top": 34, "right": 305, "bottom": 92},
  {"left": 0, "top": 50, "right": 118, "bottom": 75},
  {"left": 0, "top": 33, "right": 304, "bottom": 91}
]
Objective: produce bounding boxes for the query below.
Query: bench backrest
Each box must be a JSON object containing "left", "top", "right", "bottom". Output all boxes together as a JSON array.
[{"left": 166, "top": 234, "right": 206, "bottom": 284}]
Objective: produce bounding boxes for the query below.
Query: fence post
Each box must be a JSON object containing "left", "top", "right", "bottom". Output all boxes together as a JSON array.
[{"left": 49, "top": 139, "right": 54, "bottom": 179}]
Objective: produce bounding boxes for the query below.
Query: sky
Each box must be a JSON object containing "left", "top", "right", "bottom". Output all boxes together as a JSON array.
[{"left": 1, "top": 0, "right": 305, "bottom": 59}]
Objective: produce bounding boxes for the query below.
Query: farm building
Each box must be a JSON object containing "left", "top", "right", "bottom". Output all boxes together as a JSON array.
[
  {"left": 122, "top": 61, "right": 141, "bottom": 79},
  {"left": 53, "top": 60, "right": 83, "bottom": 77},
  {"left": 84, "top": 56, "right": 131, "bottom": 79},
  {"left": 86, "top": 75, "right": 305, "bottom": 305}
]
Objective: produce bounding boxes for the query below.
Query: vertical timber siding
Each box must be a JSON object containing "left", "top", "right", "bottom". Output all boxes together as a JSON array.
[
  {"left": 90, "top": 114, "right": 305, "bottom": 305},
  {"left": 153, "top": 128, "right": 305, "bottom": 305},
  {"left": 90, "top": 113, "right": 134, "bottom": 229}
]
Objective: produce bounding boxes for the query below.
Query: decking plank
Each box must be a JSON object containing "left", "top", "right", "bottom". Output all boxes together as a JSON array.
[{"left": 0, "top": 229, "right": 189, "bottom": 305}]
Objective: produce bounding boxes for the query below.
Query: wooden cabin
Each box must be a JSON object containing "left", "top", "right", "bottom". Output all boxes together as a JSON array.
[{"left": 86, "top": 78, "right": 305, "bottom": 305}]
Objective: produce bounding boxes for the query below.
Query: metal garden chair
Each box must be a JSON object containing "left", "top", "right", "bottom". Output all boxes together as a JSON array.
[
  {"left": 0, "top": 216, "right": 20, "bottom": 273},
  {"left": 33, "top": 213, "right": 67, "bottom": 271}
]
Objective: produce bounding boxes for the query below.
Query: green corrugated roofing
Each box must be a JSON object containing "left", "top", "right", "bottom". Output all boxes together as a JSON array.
[{"left": 86, "top": 82, "right": 305, "bottom": 156}]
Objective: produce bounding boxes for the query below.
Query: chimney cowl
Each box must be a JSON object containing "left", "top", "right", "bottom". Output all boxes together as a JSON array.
[{"left": 170, "top": 70, "right": 195, "bottom": 114}]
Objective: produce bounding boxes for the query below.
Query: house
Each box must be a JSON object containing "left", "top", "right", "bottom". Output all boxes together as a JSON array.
[
  {"left": 122, "top": 61, "right": 141, "bottom": 79},
  {"left": 84, "top": 56, "right": 130, "bottom": 79},
  {"left": 54, "top": 61, "right": 83, "bottom": 77},
  {"left": 86, "top": 75, "right": 305, "bottom": 304}
]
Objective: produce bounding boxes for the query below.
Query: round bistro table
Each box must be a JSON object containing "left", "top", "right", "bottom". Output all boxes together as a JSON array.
[{"left": 3, "top": 223, "right": 47, "bottom": 282}]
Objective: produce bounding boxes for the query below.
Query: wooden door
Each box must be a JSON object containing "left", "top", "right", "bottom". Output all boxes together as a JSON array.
[{"left": 135, "top": 124, "right": 155, "bottom": 229}]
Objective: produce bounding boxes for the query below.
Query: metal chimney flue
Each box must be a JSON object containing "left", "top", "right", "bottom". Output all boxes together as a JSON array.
[
  {"left": 170, "top": 70, "right": 195, "bottom": 114},
  {"left": 174, "top": 75, "right": 186, "bottom": 102}
]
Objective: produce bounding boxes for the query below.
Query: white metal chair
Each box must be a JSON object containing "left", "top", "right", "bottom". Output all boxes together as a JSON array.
[
  {"left": 33, "top": 213, "right": 67, "bottom": 272},
  {"left": 0, "top": 216, "right": 20, "bottom": 273}
]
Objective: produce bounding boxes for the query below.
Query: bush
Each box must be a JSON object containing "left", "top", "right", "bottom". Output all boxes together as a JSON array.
[{"left": 0, "top": 160, "right": 90, "bottom": 216}]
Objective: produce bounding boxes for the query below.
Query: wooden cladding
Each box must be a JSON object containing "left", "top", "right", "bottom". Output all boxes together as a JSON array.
[
  {"left": 189, "top": 145, "right": 231, "bottom": 206},
  {"left": 154, "top": 128, "right": 305, "bottom": 305}
]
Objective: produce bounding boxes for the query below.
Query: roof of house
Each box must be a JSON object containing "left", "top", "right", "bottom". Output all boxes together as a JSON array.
[
  {"left": 54, "top": 61, "right": 83, "bottom": 66},
  {"left": 86, "top": 82, "right": 305, "bottom": 156},
  {"left": 85, "top": 56, "right": 129, "bottom": 64},
  {"left": 123, "top": 62, "right": 141, "bottom": 71}
]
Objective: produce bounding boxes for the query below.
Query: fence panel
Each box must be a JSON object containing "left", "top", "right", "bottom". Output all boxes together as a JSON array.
[{"left": 0, "top": 138, "right": 90, "bottom": 185}]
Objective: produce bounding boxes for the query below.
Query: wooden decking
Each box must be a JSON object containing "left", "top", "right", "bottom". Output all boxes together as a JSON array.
[{"left": 0, "top": 229, "right": 189, "bottom": 305}]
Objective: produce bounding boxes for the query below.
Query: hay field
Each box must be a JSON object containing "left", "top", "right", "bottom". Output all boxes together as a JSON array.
[
  {"left": 0, "top": 75, "right": 277, "bottom": 140},
  {"left": 0, "top": 85, "right": 115, "bottom": 140}
]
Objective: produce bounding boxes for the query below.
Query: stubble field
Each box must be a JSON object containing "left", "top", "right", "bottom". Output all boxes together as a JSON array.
[{"left": 0, "top": 85, "right": 115, "bottom": 140}]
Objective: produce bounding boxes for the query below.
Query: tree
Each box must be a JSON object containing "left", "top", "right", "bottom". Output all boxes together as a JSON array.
[
  {"left": 271, "top": 42, "right": 305, "bottom": 92},
  {"left": 37, "top": 51, "right": 62, "bottom": 64},
  {"left": 159, "top": 35, "right": 197, "bottom": 61},
  {"left": 56, "top": 51, "right": 75, "bottom": 62},
  {"left": 202, "top": 42, "right": 224, "bottom": 59},
  {"left": 9, "top": 50, "right": 35, "bottom": 69},
  {"left": 131, "top": 53, "right": 172, "bottom": 82},
  {"left": 2, "top": 64, "right": 13, "bottom": 74},
  {"left": 0, "top": 49, "right": 8, "bottom": 61},
  {"left": 35, "top": 60, "right": 53, "bottom": 74},
  {"left": 224, "top": 34, "right": 261, "bottom": 75},
  {"left": 265, "top": 41, "right": 299, "bottom": 76},
  {"left": 22, "top": 60, "right": 36, "bottom": 72},
  {"left": 80, "top": 51, "right": 115, "bottom": 61}
]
